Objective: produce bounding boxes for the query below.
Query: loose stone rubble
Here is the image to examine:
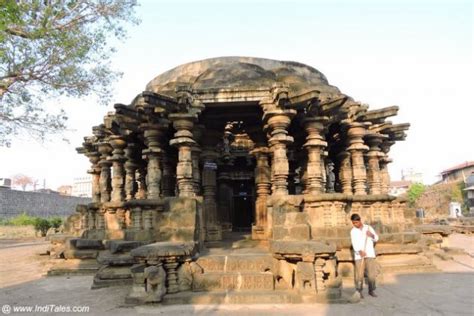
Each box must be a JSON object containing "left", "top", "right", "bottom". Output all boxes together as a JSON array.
[{"left": 48, "top": 57, "right": 435, "bottom": 304}]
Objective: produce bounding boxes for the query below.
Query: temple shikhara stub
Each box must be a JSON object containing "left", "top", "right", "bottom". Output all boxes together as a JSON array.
[{"left": 50, "top": 57, "right": 429, "bottom": 304}]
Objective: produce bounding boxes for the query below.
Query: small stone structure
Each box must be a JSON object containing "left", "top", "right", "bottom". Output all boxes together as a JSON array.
[{"left": 50, "top": 57, "right": 429, "bottom": 304}]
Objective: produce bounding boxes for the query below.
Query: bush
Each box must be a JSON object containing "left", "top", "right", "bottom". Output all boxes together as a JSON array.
[
  {"left": 408, "top": 183, "right": 426, "bottom": 207},
  {"left": 34, "top": 218, "right": 52, "bottom": 237},
  {"left": 9, "top": 213, "right": 37, "bottom": 226},
  {"left": 49, "top": 217, "right": 63, "bottom": 229}
]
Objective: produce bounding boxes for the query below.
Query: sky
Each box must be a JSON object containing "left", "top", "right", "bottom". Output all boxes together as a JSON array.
[{"left": 0, "top": 0, "right": 472, "bottom": 190}]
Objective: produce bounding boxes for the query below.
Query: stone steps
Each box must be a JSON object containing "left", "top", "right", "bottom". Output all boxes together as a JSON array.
[
  {"left": 47, "top": 259, "right": 100, "bottom": 276},
  {"left": 162, "top": 290, "right": 348, "bottom": 305},
  {"left": 92, "top": 266, "right": 133, "bottom": 289}
]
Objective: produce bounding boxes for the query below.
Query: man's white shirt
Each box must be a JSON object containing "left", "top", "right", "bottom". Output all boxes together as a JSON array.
[{"left": 351, "top": 224, "right": 379, "bottom": 261}]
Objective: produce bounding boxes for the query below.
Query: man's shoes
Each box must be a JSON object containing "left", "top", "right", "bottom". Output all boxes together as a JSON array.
[
  {"left": 368, "top": 291, "right": 378, "bottom": 297},
  {"left": 359, "top": 291, "right": 364, "bottom": 299}
]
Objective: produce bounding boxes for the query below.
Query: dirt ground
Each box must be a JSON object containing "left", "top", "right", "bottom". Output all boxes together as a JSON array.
[{"left": 0, "top": 234, "right": 473, "bottom": 316}]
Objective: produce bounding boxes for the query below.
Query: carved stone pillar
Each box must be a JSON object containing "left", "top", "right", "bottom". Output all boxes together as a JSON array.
[
  {"left": 347, "top": 123, "right": 369, "bottom": 195},
  {"left": 302, "top": 117, "right": 328, "bottom": 194},
  {"left": 109, "top": 135, "right": 127, "bottom": 203},
  {"left": 124, "top": 143, "right": 139, "bottom": 201},
  {"left": 380, "top": 157, "right": 392, "bottom": 194},
  {"left": 86, "top": 152, "right": 101, "bottom": 203},
  {"left": 265, "top": 110, "right": 296, "bottom": 195},
  {"left": 202, "top": 149, "right": 221, "bottom": 241},
  {"left": 251, "top": 147, "right": 271, "bottom": 239},
  {"left": 365, "top": 133, "right": 385, "bottom": 195},
  {"left": 98, "top": 142, "right": 112, "bottom": 203},
  {"left": 337, "top": 150, "right": 353, "bottom": 195},
  {"left": 380, "top": 140, "right": 394, "bottom": 194},
  {"left": 169, "top": 114, "right": 196, "bottom": 197},
  {"left": 142, "top": 122, "right": 168, "bottom": 199}
]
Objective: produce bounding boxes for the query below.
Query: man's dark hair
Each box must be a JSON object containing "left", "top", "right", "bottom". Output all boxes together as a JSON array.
[{"left": 350, "top": 213, "right": 361, "bottom": 221}]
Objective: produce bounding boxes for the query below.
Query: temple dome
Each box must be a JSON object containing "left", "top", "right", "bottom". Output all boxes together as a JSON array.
[{"left": 145, "top": 57, "right": 341, "bottom": 98}]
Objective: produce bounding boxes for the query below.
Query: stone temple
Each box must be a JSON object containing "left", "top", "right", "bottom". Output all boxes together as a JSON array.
[{"left": 51, "top": 57, "right": 425, "bottom": 304}]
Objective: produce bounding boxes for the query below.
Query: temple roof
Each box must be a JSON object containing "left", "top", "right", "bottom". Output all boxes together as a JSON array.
[{"left": 145, "top": 56, "right": 342, "bottom": 98}]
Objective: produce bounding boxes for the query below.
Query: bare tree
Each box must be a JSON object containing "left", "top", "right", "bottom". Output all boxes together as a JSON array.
[{"left": 12, "top": 173, "right": 34, "bottom": 191}]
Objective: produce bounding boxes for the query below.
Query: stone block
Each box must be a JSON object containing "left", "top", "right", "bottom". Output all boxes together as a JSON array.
[
  {"left": 272, "top": 226, "right": 289, "bottom": 240},
  {"left": 63, "top": 249, "right": 98, "bottom": 259},
  {"left": 296, "top": 261, "right": 316, "bottom": 293},
  {"left": 107, "top": 240, "right": 145, "bottom": 254},
  {"left": 97, "top": 251, "right": 135, "bottom": 266},
  {"left": 288, "top": 224, "right": 310, "bottom": 240},
  {"left": 225, "top": 255, "right": 274, "bottom": 272},
  {"left": 196, "top": 256, "right": 226, "bottom": 272},
  {"left": 193, "top": 272, "right": 274, "bottom": 291},
  {"left": 95, "top": 266, "right": 132, "bottom": 280},
  {"left": 285, "top": 212, "right": 308, "bottom": 225},
  {"left": 75, "top": 239, "right": 104, "bottom": 250}
]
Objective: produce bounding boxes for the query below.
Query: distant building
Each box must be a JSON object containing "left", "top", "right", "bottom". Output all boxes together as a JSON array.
[
  {"left": 401, "top": 168, "right": 423, "bottom": 183},
  {"left": 72, "top": 176, "right": 92, "bottom": 197},
  {"left": 389, "top": 180, "right": 412, "bottom": 196},
  {"left": 57, "top": 185, "right": 72, "bottom": 196},
  {"left": 464, "top": 174, "right": 474, "bottom": 214},
  {"left": 440, "top": 161, "right": 474, "bottom": 183},
  {"left": 0, "top": 178, "right": 12, "bottom": 189}
]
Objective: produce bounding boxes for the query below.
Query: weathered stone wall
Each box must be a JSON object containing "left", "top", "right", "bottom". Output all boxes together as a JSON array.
[
  {"left": 414, "top": 182, "right": 465, "bottom": 219},
  {"left": 0, "top": 187, "right": 91, "bottom": 218}
]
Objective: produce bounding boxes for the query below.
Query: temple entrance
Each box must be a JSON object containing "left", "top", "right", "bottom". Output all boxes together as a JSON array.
[{"left": 231, "top": 180, "right": 255, "bottom": 232}]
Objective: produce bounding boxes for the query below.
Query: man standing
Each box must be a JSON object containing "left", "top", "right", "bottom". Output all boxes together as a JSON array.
[{"left": 350, "top": 213, "right": 379, "bottom": 298}]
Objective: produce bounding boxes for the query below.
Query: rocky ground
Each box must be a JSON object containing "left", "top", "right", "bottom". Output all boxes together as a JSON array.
[{"left": 0, "top": 234, "right": 473, "bottom": 315}]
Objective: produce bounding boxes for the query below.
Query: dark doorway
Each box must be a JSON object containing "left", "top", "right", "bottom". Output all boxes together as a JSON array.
[{"left": 231, "top": 180, "right": 254, "bottom": 232}]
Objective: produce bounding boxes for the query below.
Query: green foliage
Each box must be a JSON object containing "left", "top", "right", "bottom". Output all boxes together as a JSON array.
[
  {"left": 49, "top": 216, "right": 63, "bottom": 229},
  {"left": 451, "top": 182, "right": 464, "bottom": 202},
  {"left": 408, "top": 183, "right": 426, "bottom": 207},
  {"left": 9, "top": 212, "right": 37, "bottom": 226},
  {"left": 34, "top": 218, "right": 51, "bottom": 237},
  {"left": 0, "top": 0, "right": 139, "bottom": 146}
]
